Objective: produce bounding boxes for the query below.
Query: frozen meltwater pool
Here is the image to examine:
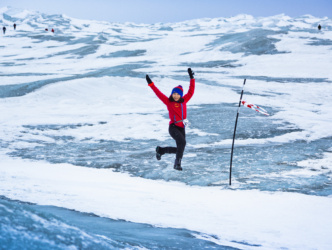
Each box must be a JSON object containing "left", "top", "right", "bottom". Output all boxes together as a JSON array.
[{"left": 7, "top": 103, "right": 332, "bottom": 196}]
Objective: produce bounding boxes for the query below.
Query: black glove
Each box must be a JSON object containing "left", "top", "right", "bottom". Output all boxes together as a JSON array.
[
  {"left": 146, "top": 74, "right": 152, "bottom": 84},
  {"left": 188, "top": 68, "right": 194, "bottom": 79}
]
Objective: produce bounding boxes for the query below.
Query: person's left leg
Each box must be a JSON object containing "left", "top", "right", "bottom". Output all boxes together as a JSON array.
[{"left": 168, "top": 124, "right": 186, "bottom": 170}]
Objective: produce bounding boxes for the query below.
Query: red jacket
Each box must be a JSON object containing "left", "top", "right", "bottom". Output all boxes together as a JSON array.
[{"left": 149, "top": 79, "right": 195, "bottom": 128}]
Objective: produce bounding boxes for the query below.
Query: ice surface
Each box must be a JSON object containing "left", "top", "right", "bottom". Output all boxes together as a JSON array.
[
  {"left": 1, "top": 7, "right": 332, "bottom": 249},
  {"left": 0, "top": 197, "right": 228, "bottom": 249},
  {"left": 1, "top": 156, "right": 332, "bottom": 249}
]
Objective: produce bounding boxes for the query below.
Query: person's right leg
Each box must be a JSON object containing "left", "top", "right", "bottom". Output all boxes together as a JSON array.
[{"left": 156, "top": 145, "right": 177, "bottom": 160}]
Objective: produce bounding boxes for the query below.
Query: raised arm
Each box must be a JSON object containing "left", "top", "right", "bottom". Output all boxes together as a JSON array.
[
  {"left": 146, "top": 75, "right": 169, "bottom": 105},
  {"left": 183, "top": 68, "right": 195, "bottom": 102}
]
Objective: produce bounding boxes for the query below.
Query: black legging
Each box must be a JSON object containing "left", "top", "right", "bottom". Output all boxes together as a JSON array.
[{"left": 160, "top": 123, "right": 186, "bottom": 161}]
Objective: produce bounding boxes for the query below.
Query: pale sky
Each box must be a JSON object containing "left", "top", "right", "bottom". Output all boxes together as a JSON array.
[{"left": 2, "top": 0, "right": 332, "bottom": 23}]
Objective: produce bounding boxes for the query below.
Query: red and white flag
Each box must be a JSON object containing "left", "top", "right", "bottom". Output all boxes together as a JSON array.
[{"left": 241, "top": 101, "right": 269, "bottom": 116}]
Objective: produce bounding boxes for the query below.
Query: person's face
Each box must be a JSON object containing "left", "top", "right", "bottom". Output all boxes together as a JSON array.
[{"left": 172, "top": 92, "right": 180, "bottom": 101}]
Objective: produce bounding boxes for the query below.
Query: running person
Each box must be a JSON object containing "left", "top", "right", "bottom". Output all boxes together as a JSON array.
[{"left": 146, "top": 68, "right": 195, "bottom": 171}]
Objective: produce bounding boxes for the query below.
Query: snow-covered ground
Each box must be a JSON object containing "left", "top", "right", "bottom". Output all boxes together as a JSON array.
[{"left": 1, "top": 6, "right": 332, "bottom": 249}]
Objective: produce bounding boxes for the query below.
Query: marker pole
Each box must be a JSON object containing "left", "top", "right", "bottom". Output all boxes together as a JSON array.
[{"left": 229, "top": 79, "right": 246, "bottom": 185}]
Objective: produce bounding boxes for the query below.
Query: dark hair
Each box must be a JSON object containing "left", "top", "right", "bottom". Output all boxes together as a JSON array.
[{"left": 169, "top": 95, "right": 184, "bottom": 103}]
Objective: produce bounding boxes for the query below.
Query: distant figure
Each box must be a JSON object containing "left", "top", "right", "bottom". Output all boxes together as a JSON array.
[
  {"left": 318, "top": 24, "right": 322, "bottom": 30},
  {"left": 45, "top": 28, "right": 48, "bottom": 31},
  {"left": 3, "top": 26, "right": 6, "bottom": 34},
  {"left": 51, "top": 28, "right": 54, "bottom": 33},
  {"left": 13, "top": 23, "right": 16, "bottom": 30}
]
